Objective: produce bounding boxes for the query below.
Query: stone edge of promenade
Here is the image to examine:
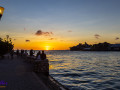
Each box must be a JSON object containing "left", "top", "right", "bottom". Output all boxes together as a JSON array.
[{"left": 22, "top": 55, "right": 69, "bottom": 90}]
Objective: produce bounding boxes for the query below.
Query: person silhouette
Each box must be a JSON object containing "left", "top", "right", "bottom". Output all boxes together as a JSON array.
[
  {"left": 30, "top": 49, "right": 34, "bottom": 56},
  {"left": 41, "top": 50, "right": 46, "bottom": 60},
  {"left": 10, "top": 50, "right": 14, "bottom": 59},
  {"left": 16, "top": 49, "right": 19, "bottom": 56},
  {"left": 36, "top": 51, "right": 41, "bottom": 60}
]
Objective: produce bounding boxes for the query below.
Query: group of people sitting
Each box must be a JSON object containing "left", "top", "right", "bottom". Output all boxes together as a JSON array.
[
  {"left": 16, "top": 49, "right": 47, "bottom": 60},
  {"left": 36, "top": 51, "right": 46, "bottom": 60},
  {"left": 29, "top": 49, "right": 46, "bottom": 60},
  {"left": 16, "top": 49, "right": 28, "bottom": 57}
]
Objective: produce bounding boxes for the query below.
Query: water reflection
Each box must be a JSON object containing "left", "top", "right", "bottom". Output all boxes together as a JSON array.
[{"left": 36, "top": 51, "right": 120, "bottom": 89}]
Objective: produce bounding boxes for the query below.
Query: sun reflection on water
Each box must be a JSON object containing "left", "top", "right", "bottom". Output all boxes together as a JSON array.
[{"left": 45, "top": 51, "right": 120, "bottom": 90}]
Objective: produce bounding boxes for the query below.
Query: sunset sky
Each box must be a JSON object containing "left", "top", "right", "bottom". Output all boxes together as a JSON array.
[{"left": 0, "top": 0, "right": 120, "bottom": 50}]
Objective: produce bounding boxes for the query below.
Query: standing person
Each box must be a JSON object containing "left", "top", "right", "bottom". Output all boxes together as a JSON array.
[
  {"left": 36, "top": 51, "right": 41, "bottom": 60},
  {"left": 21, "top": 49, "right": 24, "bottom": 57},
  {"left": 41, "top": 50, "right": 46, "bottom": 60},
  {"left": 16, "top": 49, "right": 19, "bottom": 56},
  {"left": 10, "top": 50, "right": 14, "bottom": 59},
  {"left": 30, "top": 49, "right": 34, "bottom": 56}
]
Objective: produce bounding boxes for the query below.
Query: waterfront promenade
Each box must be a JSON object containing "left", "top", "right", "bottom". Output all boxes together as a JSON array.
[{"left": 0, "top": 55, "right": 50, "bottom": 90}]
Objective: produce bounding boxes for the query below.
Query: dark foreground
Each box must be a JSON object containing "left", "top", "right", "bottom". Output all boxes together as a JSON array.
[{"left": 0, "top": 55, "right": 67, "bottom": 90}]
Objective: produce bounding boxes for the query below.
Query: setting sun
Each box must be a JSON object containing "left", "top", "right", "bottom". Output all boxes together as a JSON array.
[{"left": 45, "top": 46, "right": 50, "bottom": 50}]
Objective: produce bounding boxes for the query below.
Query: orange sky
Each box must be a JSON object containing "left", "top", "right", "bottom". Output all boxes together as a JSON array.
[
  {"left": 12, "top": 34, "right": 118, "bottom": 50},
  {"left": 1, "top": 0, "right": 120, "bottom": 50}
]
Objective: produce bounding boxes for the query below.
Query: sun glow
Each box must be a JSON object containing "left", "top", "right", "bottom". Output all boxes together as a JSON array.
[{"left": 45, "top": 46, "right": 50, "bottom": 50}]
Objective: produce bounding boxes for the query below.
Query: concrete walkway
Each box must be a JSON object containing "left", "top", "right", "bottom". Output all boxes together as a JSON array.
[{"left": 0, "top": 55, "right": 50, "bottom": 90}]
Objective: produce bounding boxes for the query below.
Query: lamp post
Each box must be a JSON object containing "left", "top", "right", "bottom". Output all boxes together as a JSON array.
[{"left": 0, "top": 6, "right": 4, "bottom": 20}]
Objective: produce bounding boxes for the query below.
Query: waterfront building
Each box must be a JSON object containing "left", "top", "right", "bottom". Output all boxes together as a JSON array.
[
  {"left": 109, "top": 44, "right": 120, "bottom": 51},
  {"left": 70, "top": 42, "right": 120, "bottom": 51}
]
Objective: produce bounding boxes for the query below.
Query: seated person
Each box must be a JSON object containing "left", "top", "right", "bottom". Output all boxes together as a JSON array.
[
  {"left": 36, "top": 51, "right": 41, "bottom": 60},
  {"left": 41, "top": 50, "right": 46, "bottom": 60}
]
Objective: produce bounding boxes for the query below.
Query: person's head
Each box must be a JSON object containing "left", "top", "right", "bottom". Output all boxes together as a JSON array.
[
  {"left": 38, "top": 51, "right": 41, "bottom": 54},
  {"left": 42, "top": 50, "right": 44, "bottom": 54},
  {"left": 30, "top": 49, "right": 33, "bottom": 52}
]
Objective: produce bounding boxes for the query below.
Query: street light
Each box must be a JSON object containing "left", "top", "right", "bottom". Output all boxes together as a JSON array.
[{"left": 0, "top": 6, "right": 4, "bottom": 20}]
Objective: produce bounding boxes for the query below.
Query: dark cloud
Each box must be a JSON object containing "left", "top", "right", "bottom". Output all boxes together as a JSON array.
[
  {"left": 94, "top": 34, "right": 101, "bottom": 39},
  {"left": 49, "top": 38, "right": 56, "bottom": 40},
  {"left": 115, "top": 37, "right": 119, "bottom": 40},
  {"left": 25, "top": 40, "right": 30, "bottom": 42},
  {"left": 35, "top": 30, "right": 53, "bottom": 36},
  {"left": 68, "top": 30, "right": 72, "bottom": 32}
]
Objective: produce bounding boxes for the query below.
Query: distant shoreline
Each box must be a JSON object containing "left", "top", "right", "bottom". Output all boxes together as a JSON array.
[{"left": 70, "top": 50, "right": 120, "bottom": 51}]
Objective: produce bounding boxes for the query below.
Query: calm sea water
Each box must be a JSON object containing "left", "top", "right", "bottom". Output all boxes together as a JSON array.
[{"left": 35, "top": 50, "right": 120, "bottom": 90}]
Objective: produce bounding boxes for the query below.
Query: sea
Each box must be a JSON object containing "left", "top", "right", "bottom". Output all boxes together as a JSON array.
[{"left": 34, "top": 50, "right": 120, "bottom": 90}]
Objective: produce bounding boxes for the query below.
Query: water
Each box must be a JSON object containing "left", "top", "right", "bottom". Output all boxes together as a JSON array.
[{"left": 35, "top": 50, "right": 120, "bottom": 90}]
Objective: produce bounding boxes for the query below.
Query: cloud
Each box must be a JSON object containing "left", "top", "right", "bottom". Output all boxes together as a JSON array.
[
  {"left": 68, "top": 30, "right": 72, "bottom": 32},
  {"left": 35, "top": 30, "right": 53, "bottom": 36},
  {"left": 94, "top": 34, "right": 101, "bottom": 39},
  {"left": 49, "top": 38, "right": 56, "bottom": 40},
  {"left": 25, "top": 40, "right": 30, "bottom": 42},
  {"left": 115, "top": 37, "right": 119, "bottom": 40}
]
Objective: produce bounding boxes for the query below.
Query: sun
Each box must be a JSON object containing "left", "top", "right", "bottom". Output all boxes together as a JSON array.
[
  {"left": 45, "top": 46, "right": 50, "bottom": 50},
  {"left": 0, "top": 10, "right": 1, "bottom": 13}
]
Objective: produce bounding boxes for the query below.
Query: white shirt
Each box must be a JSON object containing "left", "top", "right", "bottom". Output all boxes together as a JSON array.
[{"left": 36, "top": 55, "right": 41, "bottom": 60}]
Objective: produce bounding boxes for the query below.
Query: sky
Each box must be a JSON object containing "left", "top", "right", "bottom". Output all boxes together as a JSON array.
[{"left": 0, "top": 0, "right": 120, "bottom": 50}]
